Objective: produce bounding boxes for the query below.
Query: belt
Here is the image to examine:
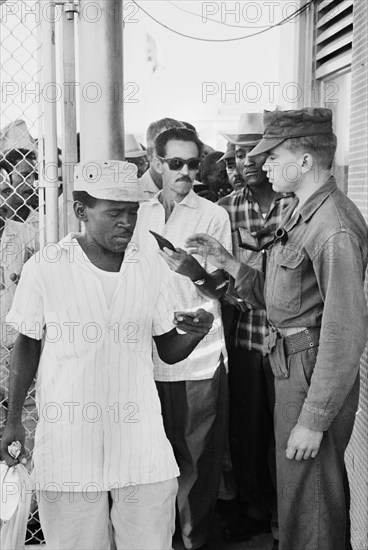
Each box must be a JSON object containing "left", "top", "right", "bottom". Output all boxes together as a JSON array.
[
  {"left": 283, "top": 327, "right": 320, "bottom": 356},
  {"left": 277, "top": 327, "right": 307, "bottom": 337}
]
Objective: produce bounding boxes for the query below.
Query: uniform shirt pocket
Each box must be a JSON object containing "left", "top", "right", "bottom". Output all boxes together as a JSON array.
[{"left": 270, "top": 248, "right": 305, "bottom": 313}]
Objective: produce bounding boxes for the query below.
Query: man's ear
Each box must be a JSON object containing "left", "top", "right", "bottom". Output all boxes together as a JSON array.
[
  {"left": 73, "top": 200, "right": 88, "bottom": 221},
  {"left": 152, "top": 156, "right": 164, "bottom": 175},
  {"left": 301, "top": 153, "right": 314, "bottom": 173}
]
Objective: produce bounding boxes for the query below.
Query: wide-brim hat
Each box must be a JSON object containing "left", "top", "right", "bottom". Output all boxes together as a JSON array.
[
  {"left": 0, "top": 119, "right": 37, "bottom": 154},
  {"left": 249, "top": 108, "right": 333, "bottom": 157},
  {"left": 218, "top": 151, "right": 235, "bottom": 163},
  {"left": 217, "top": 142, "right": 235, "bottom": 163},
  {"left": 124, "top": 134, "right": 147, "bottom": 158},
  {"left": 74, "top": 160, "right": 147, "bottom": 202},
  {"left": 221, "top": 112, "right": 264, "bottom": 146}
]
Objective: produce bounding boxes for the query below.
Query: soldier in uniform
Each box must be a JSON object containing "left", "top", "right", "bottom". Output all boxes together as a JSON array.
[{"left": 186, "top": 108, "right": 368, "bottom": 550}]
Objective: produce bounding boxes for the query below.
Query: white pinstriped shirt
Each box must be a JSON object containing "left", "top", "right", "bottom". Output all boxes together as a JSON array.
[
  {"left": 7, "top": 234, "right": 179, "bottom": 491},
  {"left": 136, "top": 189, "right": 232, "bottom": 381}
]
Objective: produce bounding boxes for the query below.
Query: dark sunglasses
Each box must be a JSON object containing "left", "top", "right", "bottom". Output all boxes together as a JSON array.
[{"left": 157, "top": 156, "right": 201, "bottom": 171}]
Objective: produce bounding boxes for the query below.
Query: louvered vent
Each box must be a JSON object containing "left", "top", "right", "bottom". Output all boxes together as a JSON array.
[{"left": 315, "top": 0, "right": 353, "bottom": 79}]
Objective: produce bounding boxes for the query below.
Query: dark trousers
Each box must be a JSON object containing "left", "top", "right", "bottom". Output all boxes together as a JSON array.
[
  {"left": 156, "top": 362, "right": 228, "bottom": 550},
  {"left": 227, "top": 346, "right": 277, "bottom": 524},
  {"left": 271, "top": 341, "right": 360, "bottom": 550}
]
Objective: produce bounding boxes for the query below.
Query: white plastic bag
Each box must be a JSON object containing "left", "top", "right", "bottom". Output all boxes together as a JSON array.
[{"left": 0, "top": 463, "right": 33, "bottom": 550}]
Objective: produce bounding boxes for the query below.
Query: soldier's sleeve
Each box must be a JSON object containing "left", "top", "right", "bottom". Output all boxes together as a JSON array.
[
  {"left": 298, "top": 231, "right": 368, "bottom": 431},
  {"left": 224, "top": 262, "right": 266, "bottom": 310}
]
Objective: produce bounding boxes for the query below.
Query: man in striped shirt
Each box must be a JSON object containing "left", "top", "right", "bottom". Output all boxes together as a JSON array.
[
  {"left": 1, "top": 160, "right": 214, "bottom": 550},
  {"left": 217, "top": 113, "right": 293, "bottom": 548}
]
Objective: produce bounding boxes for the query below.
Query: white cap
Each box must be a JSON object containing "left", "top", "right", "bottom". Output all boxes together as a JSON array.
[{"left": 73, "top": 160, "right": 147, "bottom": 202}]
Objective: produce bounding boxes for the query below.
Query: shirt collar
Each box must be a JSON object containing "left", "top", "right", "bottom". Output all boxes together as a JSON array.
[
  {"left": 242, "top": 185, "right": 292, "bottom": 204},
  {"left": 149, "top": 188, "right": 199, "bottom": 209},
  {"left": 139, "top": 170, "right": 160, "bottom": 195},
  {"left": 298, "top": 176, "right": 337, "bottom": 223},
  {"left": 177, "top": 188, "right": 199, "bottom": 209},
  {"left": 58, "top": 233, "right": 139, "bottom": 268},
  {"left": 59, "top": 232, "right": 82, "bottom": 250}
]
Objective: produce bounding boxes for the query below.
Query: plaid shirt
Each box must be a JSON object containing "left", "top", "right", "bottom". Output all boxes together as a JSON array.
[{"left": 218, "top": 187, "right": 294, "bottom": 353}]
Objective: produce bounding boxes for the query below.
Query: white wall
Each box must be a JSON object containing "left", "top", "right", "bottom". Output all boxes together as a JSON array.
[
  {"left": 1, "top": 0, "right": 304, "bottom": 149},
  {"left": 123, "top": 0, "right": 289, "bottom": 147}
]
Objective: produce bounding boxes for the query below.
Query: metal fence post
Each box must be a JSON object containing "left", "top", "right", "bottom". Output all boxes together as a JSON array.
[
  {"left": 77, "top": 0, "right": 124, "bottom": 161},
  {"left": 60, "top": 4, "right": 79, "bottom": 236},
  {"left": 39, "top": 0, "right": 60, "bottom": 244}
]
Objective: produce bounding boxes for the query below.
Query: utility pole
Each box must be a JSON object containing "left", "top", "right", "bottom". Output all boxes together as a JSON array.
[{"left": 78, "top": 0, "right": 124, "bottom": 161}]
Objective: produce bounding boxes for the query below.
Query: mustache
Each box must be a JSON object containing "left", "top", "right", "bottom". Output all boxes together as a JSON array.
[{"left": 175, "top": 177, "right": 192, "bottom": 183}]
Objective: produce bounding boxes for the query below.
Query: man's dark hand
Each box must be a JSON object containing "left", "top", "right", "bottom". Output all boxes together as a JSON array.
[
  {"left": 158, "top": 247, "right": 205, "bottom": 280},
  {"left": 0, "top": 421, "right": 27, "bottom": 466},
  {"left": 173, "top": 308, "right": 214, "bottom": 336}
]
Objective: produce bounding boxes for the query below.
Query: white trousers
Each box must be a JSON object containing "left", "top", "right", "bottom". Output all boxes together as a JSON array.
[{"left": 36, "top": 478, "right": 178, "bottom": 550}]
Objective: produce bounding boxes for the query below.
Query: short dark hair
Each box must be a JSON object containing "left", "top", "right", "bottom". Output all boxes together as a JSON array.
[
  {"left": 72, "top": 190, "right": 98, "bottom": 208},
  {"left": 283, "top": 133, "right": 337, "bottom": 169},
  {"left": 155, "top": 128, "right": 203, "bottom": 159}
]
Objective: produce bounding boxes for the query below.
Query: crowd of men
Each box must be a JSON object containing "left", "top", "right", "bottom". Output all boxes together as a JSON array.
[{"left": 0, "top": 108, "right": 367, "bottom": 550}]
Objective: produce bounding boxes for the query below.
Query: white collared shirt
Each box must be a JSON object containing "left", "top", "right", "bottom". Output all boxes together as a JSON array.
[
  {"left": 7, "top": 234, "right": 179, "bottom": 491},
  {"left": 135, "top": 189, "right": 232, "bottom": 381},
  {"left": 139, "top": 170, "right": 202, "bottom": 200},
  {"left": 139, "top": 170, "right": 161, "bottom": 199}
]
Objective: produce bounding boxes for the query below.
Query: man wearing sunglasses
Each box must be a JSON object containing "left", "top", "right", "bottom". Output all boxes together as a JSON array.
[
  {"left": 139, "top": 118, "right": 186, "bottom": 199},
  {"left": 136, "top": 127, "right": 232, "bottom": 550}
]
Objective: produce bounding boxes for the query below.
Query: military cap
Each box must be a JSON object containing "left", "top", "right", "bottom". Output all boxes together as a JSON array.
[{"left": 249, "top": 108, "right": 333, "bottom": 157}]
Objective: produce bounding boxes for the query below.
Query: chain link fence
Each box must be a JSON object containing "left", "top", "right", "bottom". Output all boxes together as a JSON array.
[{"left": 1, "top": 0, "right": 45, "bottom": 544}]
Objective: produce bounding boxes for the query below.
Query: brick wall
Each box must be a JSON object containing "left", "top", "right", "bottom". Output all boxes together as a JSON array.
[{"left": 346, "top": 1, "right": 368, "bottom": 549}]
